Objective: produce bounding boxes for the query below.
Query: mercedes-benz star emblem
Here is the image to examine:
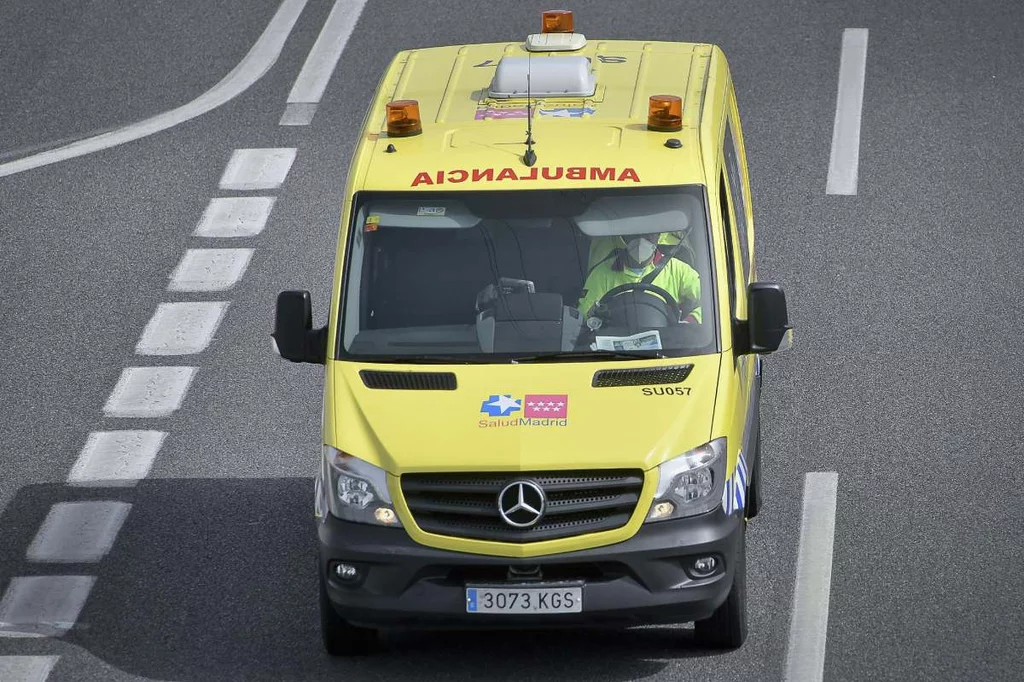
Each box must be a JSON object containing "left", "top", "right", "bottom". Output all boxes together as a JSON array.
[{"left": 497, "top": 480, "right": 547, "bottom": 528}]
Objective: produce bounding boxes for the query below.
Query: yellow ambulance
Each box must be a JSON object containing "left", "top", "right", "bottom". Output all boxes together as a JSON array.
[{"left": 273, "top": 9, "right": 793, "bottom": 655}]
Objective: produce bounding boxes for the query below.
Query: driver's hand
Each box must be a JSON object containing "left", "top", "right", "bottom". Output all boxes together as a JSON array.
[
  {"left": 681, "top": 313, "right": 699, "bottom": 324},
  {"left": 474, "top": 283, "right": 499, "bottom": 311}
]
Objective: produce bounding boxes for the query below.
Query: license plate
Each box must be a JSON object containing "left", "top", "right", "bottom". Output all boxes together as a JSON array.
[{"left": 465, "top": 583, "right": 583, "bottom": 614}]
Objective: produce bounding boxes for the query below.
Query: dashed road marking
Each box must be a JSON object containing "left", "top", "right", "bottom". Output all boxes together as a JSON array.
[
  {"left": 169, "top": 248, "right": 254, "bottom": 291},
  {"left": 0, "top": 576, "right": 96, "bottom": 638},
  {"left": 68, "top": 431, "right": 166, "bottom": 486},
  {"left": 0, "top": 656, "right": 59, "bottom": 682},
  {"left": 0, "top": 0, "right": 311, "bottom": 179},
  {"left": 0, "top": 1, "right": 329, "bottom": 669},
  {"left": 783, "top": 472, "right": 840, "bottom": 682},
  {"left": 135, "top": 302, "right": 229, "bottom": 355},
  {"left": 218, "top": 148, "right": 297, "bottom": 190},
  {"left": 102, "top": 367, "right": 196, "bottom": 418},
  {"left": 281, "top": 0, "right": 369, "bottom": 126},
  {"left": 26, "top": 502, "right": 132, "bottom": 563},
  {"left": 826, "top": 29, "right": 869, "bottom": 195},
  {"left": 194, "top": 197, "right": 276, "bottom": 238},
  {"left": 279, "top": 103, "right": 319, "bottom": 126}
]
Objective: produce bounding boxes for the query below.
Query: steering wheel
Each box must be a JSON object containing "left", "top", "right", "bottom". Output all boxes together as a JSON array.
[{"left": 595, "top": 282, "right": 680, "bottom": 326}]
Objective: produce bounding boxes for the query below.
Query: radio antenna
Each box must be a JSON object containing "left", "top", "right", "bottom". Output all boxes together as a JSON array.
[{"left": 523, "top": 54, "right": 537, "bottom": 166}]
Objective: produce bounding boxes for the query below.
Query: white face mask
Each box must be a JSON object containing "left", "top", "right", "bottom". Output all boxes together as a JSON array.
[{"left": 625, "top": 237, "right": 657, "bottom": 265}]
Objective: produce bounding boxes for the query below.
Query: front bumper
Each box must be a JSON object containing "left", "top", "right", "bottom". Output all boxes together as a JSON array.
[{"left": 318, "top": 510, "right": 744, "bottom": 629}]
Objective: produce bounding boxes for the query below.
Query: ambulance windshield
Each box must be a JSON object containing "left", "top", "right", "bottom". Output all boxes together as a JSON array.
[{"left": 337, "top": 186, "right": 719, "bottom": 363}]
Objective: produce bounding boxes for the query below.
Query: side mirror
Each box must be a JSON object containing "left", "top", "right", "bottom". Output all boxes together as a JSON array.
[
  {"left": 272, "top": 290, "right": 327, "bottom": 364},
  {"left": 747, "top": 283, "right": 793, "bottom": 354}
]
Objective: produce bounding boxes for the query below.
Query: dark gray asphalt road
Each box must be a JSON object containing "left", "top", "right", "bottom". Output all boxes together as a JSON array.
[
  {"left": 0, "top": 0, "right": 282, "bottom": 157},
  {"left": 1, "top": 1, "right": 1022, "bottom": 680}
]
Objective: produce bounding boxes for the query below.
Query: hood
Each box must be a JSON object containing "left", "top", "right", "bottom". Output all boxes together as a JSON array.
[{"left": 325, "top": 355, "right": 722, "bottom": 473}]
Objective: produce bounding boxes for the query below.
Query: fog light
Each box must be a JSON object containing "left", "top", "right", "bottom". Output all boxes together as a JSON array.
[
  {"left": 690, "top": 556, "right": 718, "bottom": 578},
  {"left": 649, "top": 501, "right": 675, "bottom": 520},
  {"left": 333, "top": 562, "right": 360, "bottom": 581},
  {"left": 374, "top": 507, "right": 398, "bottom": 525}
]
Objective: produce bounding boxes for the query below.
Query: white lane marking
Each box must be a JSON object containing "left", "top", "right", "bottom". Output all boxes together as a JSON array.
[
  {"left": 135, "top": 302, "right": 229, "bottom": 355},
  {"left": 26, "top": 502, "right": 132, "bottom": 563},
  {"left": 103, "top": 367, "right": 196, "bottom": 418},
  {"left": 218, "top": 148, "right": 297, "bottom": 190},
  {"left": 279, "top": 103, "right": 319, "bottom": 126},
  {"left": 194, "top": 197, "right": 276, "bottom": 238},
  {"left": 68, "top": 431, "right": 166, "bottom": 486},
  {"left": 0, "top": 656, "right": 59, "bottom": 682},
  {"left": 0, "top": 0, "right": 310, "bottom": 178},
  {"left": 783, "top": 472, "right": 840, "bottom": 682},
  {"left": 280, "top": 0, "right": 369, "bottom": 126},
  {"left": 0, "top": 576, "right": 95, "bottom": 638},
  {"left": 826, "top": 29, "right": 869, "bottom": 195},
  {"left": 169, "top": 248, "right": 254, "bottom": 291}
]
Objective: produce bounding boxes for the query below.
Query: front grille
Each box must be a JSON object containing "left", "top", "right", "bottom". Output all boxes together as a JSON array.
[
  {"left": 592, "top": 364, "right": 693, "bottom": 387},
  {"left": 359, "top": 370, "right": 457, "bottom": 390},
  {"left": 401, "top": 470, "right": 644, "bottom": 542}
]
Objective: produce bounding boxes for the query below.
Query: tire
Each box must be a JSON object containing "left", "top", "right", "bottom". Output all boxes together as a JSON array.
[
  {"left": 746, "top": 422, "right": 763, "bottom": 519},
  {"left": 693, "top": 522, "right": 748, "bottom": 649},
  {"left": 320, "top": 573, "right": 378, "bottom": 656}
]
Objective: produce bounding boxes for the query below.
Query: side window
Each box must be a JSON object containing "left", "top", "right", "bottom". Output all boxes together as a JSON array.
[
  {"left": 723, "top": 116, "right": 750, "bottom": 283},
  {"left": 719, "top": 173, "right": 737, "bottom": 317}
]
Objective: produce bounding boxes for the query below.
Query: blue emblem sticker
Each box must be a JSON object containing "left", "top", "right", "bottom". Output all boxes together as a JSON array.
[{"left": 480, "top": 394, "right": 522, "bottom": 417}]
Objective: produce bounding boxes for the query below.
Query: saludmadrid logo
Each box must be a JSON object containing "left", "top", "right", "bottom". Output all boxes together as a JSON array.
[{"left": 479, "top": 394, "right": 569, "bottom": 428}]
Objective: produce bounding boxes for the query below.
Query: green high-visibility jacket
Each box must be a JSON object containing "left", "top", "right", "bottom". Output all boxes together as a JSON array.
[{"left": 578, "top": 254, "right": 702, "bottom": 323}]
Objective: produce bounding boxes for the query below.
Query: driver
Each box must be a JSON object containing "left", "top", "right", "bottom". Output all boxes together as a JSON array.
[{"left": 577, "top": 232, "right": 701, "bottom": 323}]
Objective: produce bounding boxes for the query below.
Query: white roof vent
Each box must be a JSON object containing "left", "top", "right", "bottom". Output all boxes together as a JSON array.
[
  {"left": 488, "top": 56, "right": 596, "bottom": 99},
  {"left": 525, "top": 32, "right": 587, "bottom": 52}
]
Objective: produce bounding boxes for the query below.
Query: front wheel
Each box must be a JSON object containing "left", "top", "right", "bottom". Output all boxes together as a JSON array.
[
  {"left": 693, "top": 522, "right": 748, "bottom": 649},
  {"left": 320, "top": 573, "right": 378, "bottom": 656}
]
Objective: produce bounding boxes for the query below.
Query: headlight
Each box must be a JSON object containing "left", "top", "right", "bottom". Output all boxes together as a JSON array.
[
  {"left": 645, "top": 437, "right": 727, "bottom": 522},
  {"left": 322, "top": 446, "right": 401, "bottom": 526}
]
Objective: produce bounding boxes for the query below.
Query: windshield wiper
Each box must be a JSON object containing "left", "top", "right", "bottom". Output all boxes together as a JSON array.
[
  {"left": 351, "top": 354, "right": 488, "bottom": 364},
  {"left": 512, "top": 349, "right": 665, "bottom": 363}
]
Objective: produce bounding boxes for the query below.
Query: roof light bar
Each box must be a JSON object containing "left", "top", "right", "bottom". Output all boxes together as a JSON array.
[
  {"left": 541, "top": 10, "right": 574, "bottom": 33},
  {"left": 647, "top": 95, "right": 683, "bottom": 132},
  {"left": 386, "top": 100, "right": 422, "bottom": 137}
]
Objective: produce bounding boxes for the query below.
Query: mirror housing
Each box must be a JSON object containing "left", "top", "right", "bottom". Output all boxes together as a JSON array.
[
  {"left": 272, "top": 290, "right": 327, "bottom": 364},
  {"left": 747, "top": 283, "right": 793, "bottom": 354}
]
